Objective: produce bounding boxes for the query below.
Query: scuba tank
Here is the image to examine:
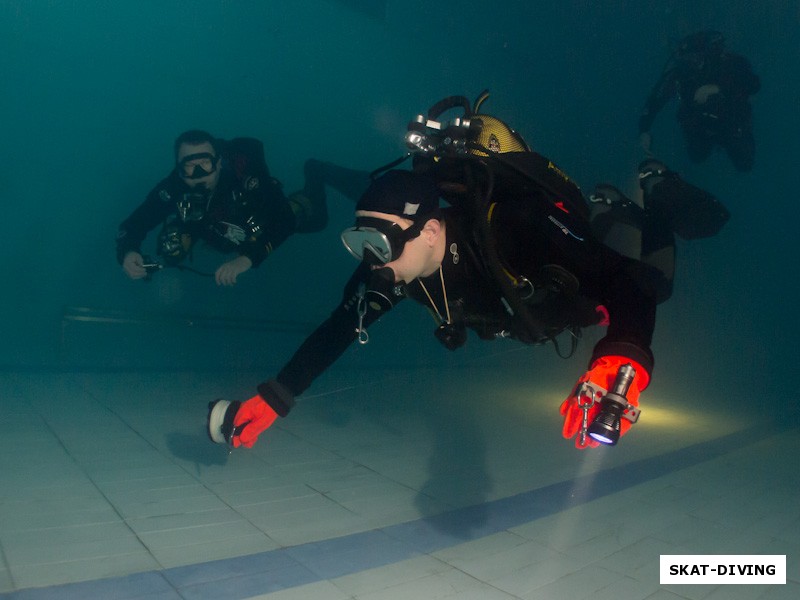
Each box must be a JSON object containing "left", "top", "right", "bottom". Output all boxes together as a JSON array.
[{"left": 371, "top": 90, "right": 597, "bottom": 356}]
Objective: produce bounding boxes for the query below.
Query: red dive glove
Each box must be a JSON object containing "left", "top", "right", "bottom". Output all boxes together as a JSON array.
[
  {"left": 231, "top": 395, "right": 278, "bottom": 448},
  {"left": 560, "top": 355, "right": 650, "bottom": 449},
  {"left": 208, "top": 379, "right": 295, "bottom": 449}
]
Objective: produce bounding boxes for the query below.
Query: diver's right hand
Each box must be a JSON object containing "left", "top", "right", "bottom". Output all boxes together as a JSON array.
[
  {"left": 215, "top": 255, "right": 252, "bottom": 286},
  {"left": 232, "top": 395, "right": 278, "bottom": 448},
  {"left": 122, "top": 251, "right": 148, "bottom": 279}
]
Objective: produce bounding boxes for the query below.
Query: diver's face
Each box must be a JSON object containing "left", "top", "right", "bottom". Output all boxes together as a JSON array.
[
  {"left": 355, "top": 210, "right": 444, "bottom": 283},
  {"left": 177, "top": 141, "right": 221, "bottom": 192}
]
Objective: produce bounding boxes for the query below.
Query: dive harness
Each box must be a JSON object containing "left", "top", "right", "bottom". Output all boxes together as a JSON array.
[{"left": 369, "top": 90, "right": 591, "bottom": 357}]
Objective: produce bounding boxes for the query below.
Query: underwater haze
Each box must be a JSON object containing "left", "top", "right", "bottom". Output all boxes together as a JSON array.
[
  {"left": 1, "top": 0, "right": 800, "bottom": 597},
  {"left": 1, "top": 0, "right": 797, "bottom": 395}
]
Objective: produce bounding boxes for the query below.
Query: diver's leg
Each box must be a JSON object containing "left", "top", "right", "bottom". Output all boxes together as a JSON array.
[
  {"left": 315, "top": 162, "right": 372, "bottom": 202},
  {"left": 683, "top": 127, "right": 714, "bottom": 164},
  {"left": 288, "top": 160, "right": 328, "bottom": 233},
  {"left": 289, "top": 161, "right": 372, "bottom": 233},
  {"left": 678, "top": 107, "right": 713, "bottom": 164},
  {"left": 725, "top": 126, "right": 755, "bottom": 172},
  {"left": 640, "top": 219, "right": 675, "bottom": 304}
]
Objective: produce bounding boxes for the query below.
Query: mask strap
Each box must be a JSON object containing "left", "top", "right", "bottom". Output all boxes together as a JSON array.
[{"left": 400, "top": 220, "right": 425, "bottom": 243}]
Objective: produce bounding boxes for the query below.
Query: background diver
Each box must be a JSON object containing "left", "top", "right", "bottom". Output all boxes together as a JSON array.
[
  {"left": 116, "top": 130, "right": 337, "bottom": 286},
  {"left": 638, "top": 30, "right": 760, "bottom": 172}
]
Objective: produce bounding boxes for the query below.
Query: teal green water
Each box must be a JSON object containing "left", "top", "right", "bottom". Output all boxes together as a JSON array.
[{"left": 1, "top": 0, "right": 797, "bottom": 410}]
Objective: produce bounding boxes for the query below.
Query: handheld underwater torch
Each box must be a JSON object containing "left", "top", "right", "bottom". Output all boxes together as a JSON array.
[{"left": 586, "top": 363, "right": 641, "bottom": 446}]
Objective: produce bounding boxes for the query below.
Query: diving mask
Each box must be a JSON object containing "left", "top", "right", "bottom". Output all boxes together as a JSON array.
[
  {"left": 340, "top": 217, "right": 423, "bottom": 265},
  {"left": 178, "top": 152, "right": 219, "bottom": 180}
]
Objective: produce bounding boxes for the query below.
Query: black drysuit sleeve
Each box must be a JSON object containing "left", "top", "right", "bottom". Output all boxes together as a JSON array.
[
  {"left": 262, "top": 264, "right": 403, "bottom": 414},
  {"left": 639, "top": 67, "right": 680, "bottom": 134},
  {"left": 116, "top": 175, "right": 176, "bottom": 264},
  {"left": 590, "top": 258, "right": 657, "bottom": 375}
]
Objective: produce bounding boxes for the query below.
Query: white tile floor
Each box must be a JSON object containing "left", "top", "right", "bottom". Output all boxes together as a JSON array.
[{"left": 0, "top": 354, "right": 797, "bottom": 599}]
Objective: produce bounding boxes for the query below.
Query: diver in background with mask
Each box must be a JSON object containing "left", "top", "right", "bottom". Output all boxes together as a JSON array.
[{"left": 116, "top": 130, "right": 334, "bottom": 286}]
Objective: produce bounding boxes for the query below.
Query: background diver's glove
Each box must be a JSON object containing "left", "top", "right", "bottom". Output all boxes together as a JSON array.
[
  {"left": 559, "top": 355, "right": 650, "bottom": 449},
  {"left": 231, "top": 394, "right": 278, "bottom": 448}
]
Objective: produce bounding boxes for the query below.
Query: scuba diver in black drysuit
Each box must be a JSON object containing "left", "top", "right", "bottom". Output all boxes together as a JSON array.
[
  {"left": 116, "top": 130, "right": 339, "bottom": 285},
  {"left": 638, "top": 30, "right": 760, "bottom": 172},
  {"left": 206, "top": 91, "right": 729, "bottom": 451}
]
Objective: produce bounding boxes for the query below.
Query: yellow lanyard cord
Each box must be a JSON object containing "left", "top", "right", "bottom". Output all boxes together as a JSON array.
[{"left": 416, "top": 266, "right": 451, "bottom": 325}]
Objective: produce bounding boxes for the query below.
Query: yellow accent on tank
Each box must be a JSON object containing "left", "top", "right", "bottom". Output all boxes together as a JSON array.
[
  {"left": 469, "top": 115, "right": 529, "bottom": 156},
  {"left": 547, "top": 160, "right": 572, "bottom": 183}
]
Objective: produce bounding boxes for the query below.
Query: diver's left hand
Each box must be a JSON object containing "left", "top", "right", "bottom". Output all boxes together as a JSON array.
[
  {"left": 232, "top": 394, "right": 279, "bottom": 448},
  {"left": 559, "top": 355, "right": 649, "bottom": 449},
  {"left": 215, "top": 255, "right": 252, "bottom": 286}
]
